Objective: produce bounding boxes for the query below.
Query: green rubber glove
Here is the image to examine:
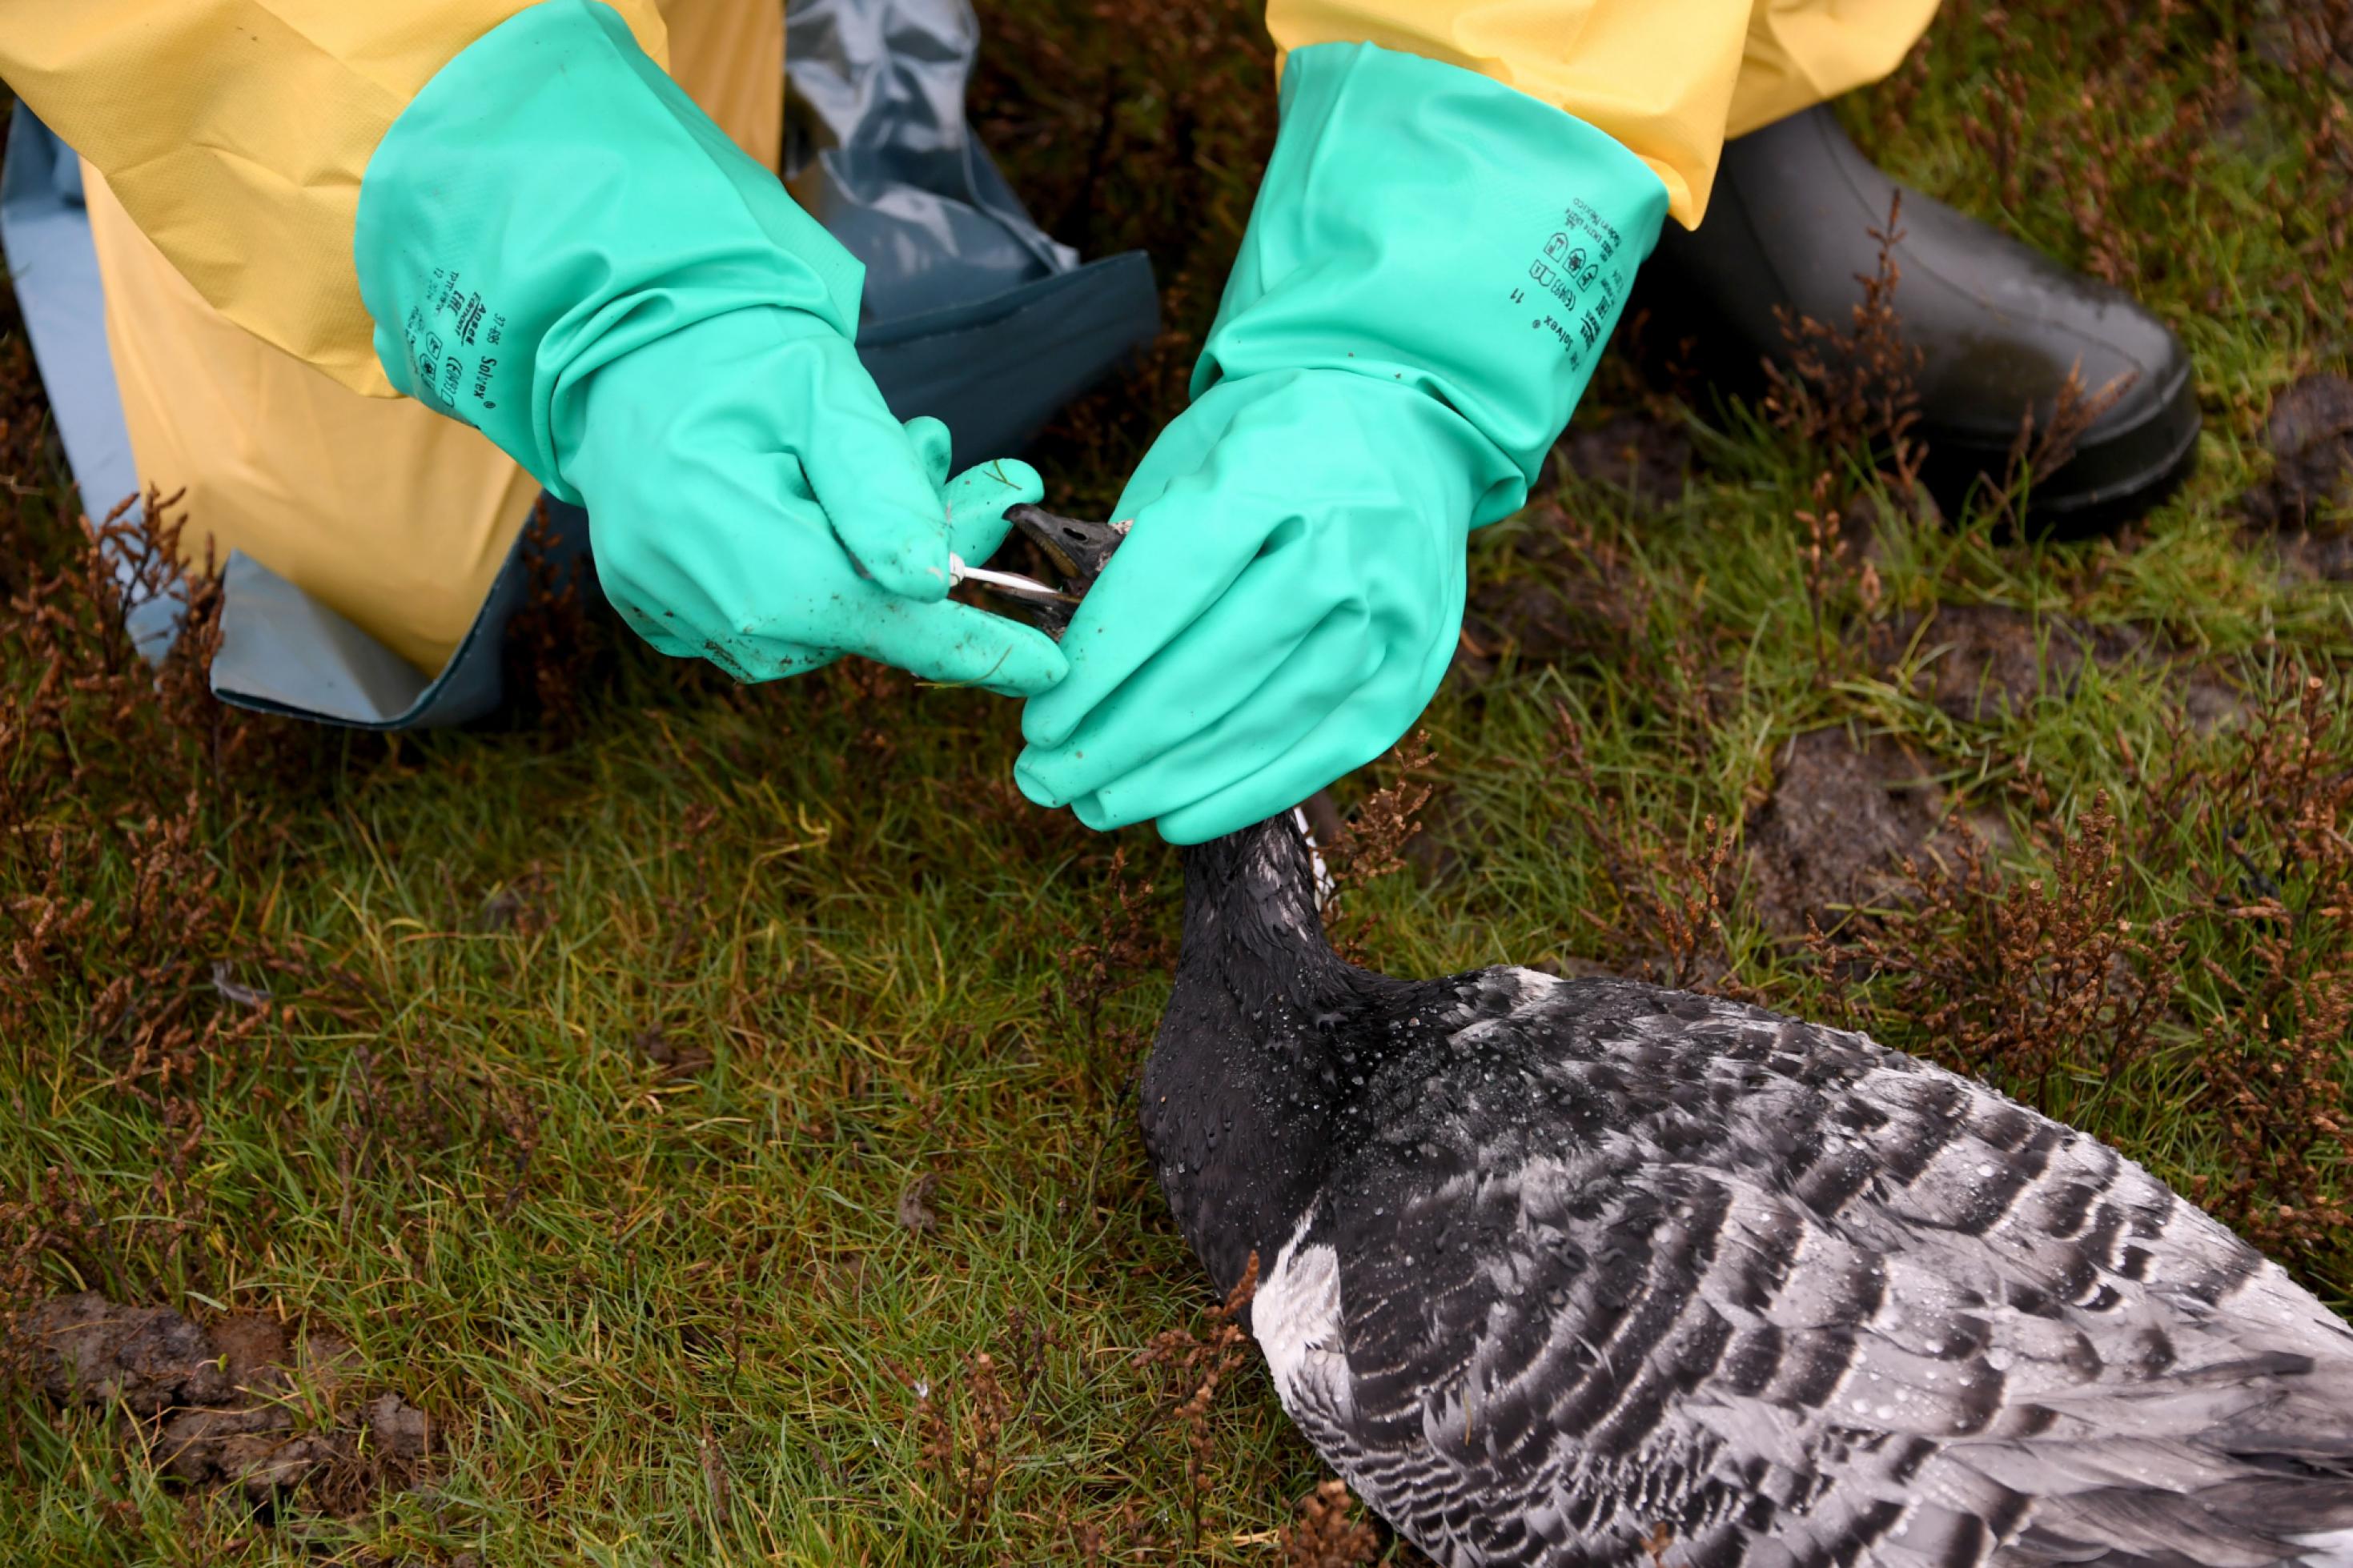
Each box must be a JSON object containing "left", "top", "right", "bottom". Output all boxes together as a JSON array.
[
  {"left": 353, "top": 0, "right": 1066, "bottom": 694},
  {"left": 1016, "top": 42, "right": 1668, "bottom": 842}
]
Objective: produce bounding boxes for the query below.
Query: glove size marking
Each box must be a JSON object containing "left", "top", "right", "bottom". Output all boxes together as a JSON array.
[
  {"left": 1512, "top": 199, "right": 1636, "bottom": 375},
  {"left": 404, "top": 266, "right": 511, "bottom": 421}
]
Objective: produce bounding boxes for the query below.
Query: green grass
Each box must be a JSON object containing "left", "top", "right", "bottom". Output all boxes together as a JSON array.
[{"left": 4, "top": 0, "right": 2352, "bottom": 1562}]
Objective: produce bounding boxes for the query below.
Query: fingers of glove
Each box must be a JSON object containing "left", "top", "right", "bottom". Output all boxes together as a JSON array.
[
  {"left": 905, "top": 416, "right": 953, "bottom": 495},
  {"left": 1015, "top": 575, "right": 1360, "bottom": 804},
  {"left": 833, "top": 594, "right": 1070, "bottom": 696},
  {"left": 761, "top": 643, "right": 843, "bottom": 680},
  {"left": 1033, "top": 610, "right": 1383, "bottom": 829},
  {"left": 1023, "top": 387, "right": 1408, "bottom": 749},
  {"left": 610, "top": 599, "right": 697, "bottom": 659},
  {"left": 943, "top": 459, "right": 1046, "bottom": 566},
  {"left": 588, "top": 454, "right": 907, "bottom": 684},
  {"left": 612, "top": 575, "right": 841, "bottom": 682},
  {"left": 699, "top": 634, "right": 843, "bottom": 683},
  {"left": 1019, "top": 491, "right": 1295, "bottom": 750},
  {"left": 1150, "top": 629, "right": 1458, "bottom": 844},
  {"left": 789, "top": 332, "right": 953, "bottom": 600},
  {"left": 669, "top": 508, "right": 1065, "bottom": 694},
  {"left": 1150, "top": 728, "right": 1379, "bottom": 844}
]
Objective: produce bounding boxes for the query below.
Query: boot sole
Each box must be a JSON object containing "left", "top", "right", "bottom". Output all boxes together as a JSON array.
[{"left": 1919, "top": 356, "right": 2203, "bottom": 539}]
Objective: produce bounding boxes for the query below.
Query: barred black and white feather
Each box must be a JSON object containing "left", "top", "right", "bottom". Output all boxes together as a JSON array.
[{"left": 1142, "top": 812, "right": 2353, "bottom": 1568}]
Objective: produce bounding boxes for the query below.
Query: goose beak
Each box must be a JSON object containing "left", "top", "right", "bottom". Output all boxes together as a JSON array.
[
  {"left": 978, "top": 506, "right": 1134, "bottom": 638},
  {"left": 1004, "top": 506, "right": 1131, "bottom": 589}
]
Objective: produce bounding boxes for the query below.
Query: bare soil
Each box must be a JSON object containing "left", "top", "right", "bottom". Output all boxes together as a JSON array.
[
  {"left": 1458, "top": 505, "right": 1651, "bottom": 677},
  {"left": 1548, "top": 412, "right": 1695, "bottom": 511},
  {"left": 2243, "top": 373, "right": 2353, "bottom": 578},
  {"left": 22, "top": 1293, "right": 432, "bottom": 1514},
  {"left": 1872, "top": 602, "right": 2243, "bottom": 731},
  {"left": 1744, "top": 728, "right": 1951, "bottom": 938},
  {"left": 1872, "top": 603, "right": 2146, "bottom": 722}
]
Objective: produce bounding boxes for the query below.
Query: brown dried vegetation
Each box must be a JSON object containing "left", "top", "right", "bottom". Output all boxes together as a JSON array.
[
  {"left": 1315, "top": 732, "right": 1440, "bottom": 963},
  {"left": 0, "top": 486, "right": 512, "bottom": 1534},
  {"left": 500, "top": 499, "right": 608, "bottom": 737},
  {"left": 1549, "top": 700, "right": 1741, "bottom": 993},
  {"left": 908, "top": 1274, "right": 1291, "bottom": 1563},
  {"left": 1938, "top": 0, "right": 2320, "bottom": 310},
  {"left": 1051, "top": 843, "right": 1180, "bottom": 1104},
  {"left": 1817, "top": 792, "right": 2182, "bottom": 1101},
  {"left": 0, "top": 495, "right": 325, "bottom": 1315},
  {"left": 1128, "top": 1252, "right": 1261, "bottom": 1554},
  {"left": 1456, "top": 503, "right": 1655, "bottom": 683},
  {"left": 1811, "top": 677, "right": 2353, "bottom": 1288},
  {"left": 916, "top": 1347, "right": 1012, "bottom": 1534},
  {"left": 1764, "top": 193, "right": 1927, "bottom": 501},
  {"left": 1275, "top": 1478, "right": 1381, "bottom": 1567}
]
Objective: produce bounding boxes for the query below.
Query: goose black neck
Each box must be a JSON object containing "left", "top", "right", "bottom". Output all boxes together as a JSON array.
[
  {"left": 1148, "top": 812, "right": 1401, "bottom": 1294},
  {"left": 1175, "top": 812, "right": 1345, "bottom": 998}
]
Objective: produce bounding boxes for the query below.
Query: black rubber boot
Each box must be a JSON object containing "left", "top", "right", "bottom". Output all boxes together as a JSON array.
[{"left": 1643, "top": 105, "right": 2200, "bottom": 535}]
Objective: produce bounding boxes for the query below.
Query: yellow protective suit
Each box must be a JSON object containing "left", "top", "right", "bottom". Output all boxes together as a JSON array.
[
  {"left": 0, "top": 0, "right": 1932, "bottom": 676},
  {"left": 1270, "top": 0, "right": 1940, "bottom": 227},
  {"left": 59, "top": 1, "right": 783, "bottom": 673}
]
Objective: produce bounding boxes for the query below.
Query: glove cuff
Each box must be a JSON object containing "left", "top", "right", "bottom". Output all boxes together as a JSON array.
[
  {"left": 1197, "top": 42, "right": 1670, "bottom": 527},
  {"left": 353, "top": 0, "right": 861, "bottom": 499}
]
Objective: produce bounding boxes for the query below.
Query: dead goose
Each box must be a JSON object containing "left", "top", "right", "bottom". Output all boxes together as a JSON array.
[{"left": 1003, "top": 505, "right": 2353, "bottom": 1568}]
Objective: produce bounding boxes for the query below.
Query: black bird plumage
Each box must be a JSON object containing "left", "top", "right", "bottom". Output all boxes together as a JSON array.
[{"left": 1006, "top": 507, "right": 2353, "bottom": 1568}]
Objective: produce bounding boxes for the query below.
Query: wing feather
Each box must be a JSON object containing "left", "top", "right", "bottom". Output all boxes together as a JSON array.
[{"left": 1256, "top": 975, "right": 2353, "bottom": 1568}]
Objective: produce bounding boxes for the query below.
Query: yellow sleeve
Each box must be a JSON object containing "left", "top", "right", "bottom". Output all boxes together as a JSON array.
[
  {"left": 1727, "top": 0, "right": 1940, "bottom": 142},
  {"left": 1265, "top": 0, "right": 1937, "bottom": 228},
  {"left": 0, "top": 0, "right": 672, "bottom": 395}
]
